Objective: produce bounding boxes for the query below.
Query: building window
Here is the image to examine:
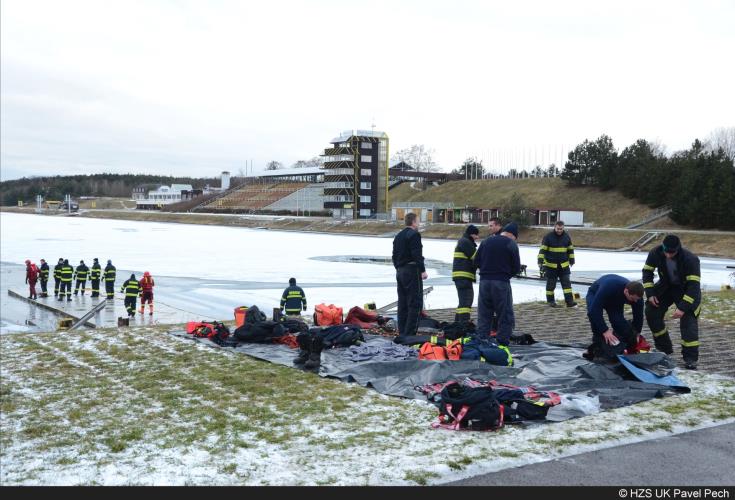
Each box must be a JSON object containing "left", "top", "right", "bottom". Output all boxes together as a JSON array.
[
  {"left": 360, "top": 209, "right": 372, "bottom": 217},
  {"left": 360, "top": 195, "right": 371, "bottom": 203},
  {"left": 361, "top": 155, "right": 372, "bottom": 162},
  {"left": 360, "top": 182, "right": 372, "bottom": 190},
  {"left": 361, "top": 142, "right": 373, "bottom": 149},
  {"left": 361, "top": 169, "right": 372, "bottom": 176}
]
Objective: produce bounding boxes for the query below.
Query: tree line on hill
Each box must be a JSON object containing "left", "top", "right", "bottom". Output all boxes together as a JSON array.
[
  {"left": 561, "top": 128, "right": 735, "bottom": 229},
  {"left": 0, "top": 173, "right": 224, "bottom": 206}
]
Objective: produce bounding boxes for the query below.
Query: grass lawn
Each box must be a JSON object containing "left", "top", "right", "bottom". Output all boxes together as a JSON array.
[{"left": 2, "top": 311, "right": 735, "bottom": 485}]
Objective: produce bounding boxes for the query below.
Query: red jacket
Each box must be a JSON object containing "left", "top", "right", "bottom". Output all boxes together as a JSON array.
[
  {"left": 139, "top": 275, "right": 155, "bottom": 292},
  {"left": 26, "top": 264, "right": 39, "bottom": 283}
]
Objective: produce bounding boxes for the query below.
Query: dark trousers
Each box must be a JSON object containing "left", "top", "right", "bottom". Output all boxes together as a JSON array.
[
  {"left": 74, "top": 279, "right": 87, "bottom": 295},
  {"left": 54, "top": 277, "right": 61, "bottom": 296},
  {"left": 454, "top": 279, "right": 474, "bottom": 323},
  {"left": 645, "top": 287, "right": 699, "bottom": 363},
  {"left": 477, "top": 280, "right": 514, "bottom": 345},
  {"left": 124, "top": 296, "right": 137, "bottom": 316},
  {"left": 91, "top": 279, "right": 100, "bottom": 297},
  {"left": 545, "top": 268, "right": 574, "bottom": 305},
  {"left": 59, "top": 281, "right": 72, "bottom": 300},
  {"left": 396, "top": 265, "right": 423, "bottom": 337},
  {"left": 40, "top": 279, "right": 48, "bottom": 296},
  {"left": 105, "top": 281, "right": 115, "bottom": 299}
]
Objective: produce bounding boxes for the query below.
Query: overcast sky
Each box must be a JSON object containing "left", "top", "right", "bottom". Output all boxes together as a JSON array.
[{"left": 1, "top": 0, "right": 733, "bottom": 181}]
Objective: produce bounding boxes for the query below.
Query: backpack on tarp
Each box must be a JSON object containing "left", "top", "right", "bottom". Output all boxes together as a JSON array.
[
  {"left": 311, "top": 324, "right": 363, "bottom": 348},
  {"left": 234, "top": 320, "right": 286, "bottom": 343},
  {"left": 460, "top": 337, "right": 513, "bottom": 366},
  {"left": 314, "top": 304, "right": 343, "bottom": 326},
  {"left": 244, "top": 305, "right": 267, "bottom": 325},
  {"left": 418, "top": 339, "right": 463, "bottom": 361},
  {"left": 344, "top": 306, "right": 379, "bottom": 328},
  {"left": 186, "top": 321, "right": 231, "bottom": 345},
  {"left": 434, "top": 382, "right": 504, "bottom": 431}
]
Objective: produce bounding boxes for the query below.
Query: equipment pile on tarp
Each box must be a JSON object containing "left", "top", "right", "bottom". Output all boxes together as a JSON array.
[{"left": 172, "top": 303, "right": 690, "bottom": 429}]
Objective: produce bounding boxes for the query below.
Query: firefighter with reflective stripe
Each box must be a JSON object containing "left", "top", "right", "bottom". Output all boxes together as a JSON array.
[
  {"left": 120, "top": 273, "right": 140, "bottom": 317},
  {"left": 90, "top": 258, "right": 102, "bottom": 297},
  {"left": 642, "top": 234, "right": 701, "bottom": 369},
  {"left": 452, "top": 224, "right": 479, "bottom": 323},
  {"left": 138, "top": 271, "right": 155, "bottom": 315},
  {"left": 57, "top": 259, "right": 74, "bottom": 301},
  {"left": 53, "top": 258, "right": 64, "bottom": 297},
  {"left": 103, "top": 260, "right": 116, "bottom": 300},
  {"left": 74, "top": 260, "right": 89, "bottom": 296},
  {"left": 39, "top": 259, "right": 50, "bottom": 297},
  {"left": 281, "top": 277, "right": 307, "bottom": 316},
  {"left": 538, "top": 220, "right": 577, "bottom": 307}
]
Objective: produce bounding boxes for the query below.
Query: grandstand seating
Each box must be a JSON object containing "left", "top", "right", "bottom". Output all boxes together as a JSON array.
[{"left": 198, "top": 182, "right": 309, "bottom": 211}]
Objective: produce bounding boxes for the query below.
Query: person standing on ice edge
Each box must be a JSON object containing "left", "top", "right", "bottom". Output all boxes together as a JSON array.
[
  {"left": 90, "top": 258, "right": 102, "bottom": 297},
  {"left": 103, "top": 260, "right": 116, "bottom": 300},
  {"left": 473, "top": 222, "right": 521, "bottom": 346},
  {"left": 139, "top": 271, "right": 155, "bottom": 315},
  {"left": 74, "top": 260, "right": 89, "bottom": 295},
  {"left": 642, "top": 234, "right": 702, "bottom": 370},
  {"left": 538, "top": 220, "right": 577, "bottom": 308},
  {"left": 120, "top": 274, "right": 140, "bottom": 317},
  {"left": 280, "top": 277, "right": 307, "bottom": 316},
  {"left": 392, "top": 212, "right": 427, "bottom": 341},
  {"left": 39, "top": 259, "right": 50, "bottom": 297},
  {"left": 53, "top": 258, "right": 64, "bottom": 297},
  {"left": 25, "top": 260, "right": 38, "bottom": 299},
  {"left": 58, "top": 259, "right": 74, "bottom": 301},
  {"left": 452, "top": 224, "right": 479, "bottom": 323}
]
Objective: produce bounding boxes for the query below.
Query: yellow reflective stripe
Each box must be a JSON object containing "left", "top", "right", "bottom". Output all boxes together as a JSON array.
[
  {"left": 563, "top": 288, "right": 573, "bottom": 293},
  {"left": 643, "top": 282, "right": 654, "bottom": 288},
  {"left": 545, "top": 291, "right": 555, "bottom": 296},
  {"left": 471, "top": 250, "right": 477, "bottom": 260},
  {"left": 430, "top": 335, "right": 438, "bottom": 344},
  {"left": 537, "top": 254, "right": 545, "bottom": 260},
  {"left": 455, "top": 307, "right": 471, "bottom": 314},
  {"left": 643, "top": 264, "right": 655, "bottom": 271},
  {"left": 681, "top": 340, "right": 700, "bottom": 348},
  {"left": 544, "top": 262, "right": 558, "bottom": 268},
  {"left": 498, "top": 345, "right": 513, "bottom": 366},
  {"left": 686, "top": 275, "right": 701, "bottom": 282},
  {"left": 682, "top": 295, "right": 694, "bottom": 304},
  {"left": 567, "top": 245, "right": 574, "bottom": 250},
  {"left": 539, "top": 245, "right": 549, "bottom": 250},
  {"left": 653, "top": 329, "right": 668, "bottom": 338},
  {"left": 547, "top": 247, "right": 568, "bottom": 253},
  {"left": 453, "top": 252, "right": 469, "bottom": 259},
  {"left": 568, "top": 254, "right": 575, "bottom": 259},
  {"left": 452, "top": 271, "right": 476, "bottom": 280},
  {"left": 285, "top": 309, "right": 301, "bottom": 313},
  {"left": 287, "top": 292, "right": 302, "bottom": 296},
  {"left": 694, "top": 305, "right": 702, "bottom": 316},
  {"left": 560, "top": 262, "right": 570, "bottom": 268}
]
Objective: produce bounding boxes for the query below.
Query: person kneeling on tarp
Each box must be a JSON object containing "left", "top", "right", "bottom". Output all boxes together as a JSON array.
[{"left": 584, "top": 274, "right": 645, "bottom": 360}]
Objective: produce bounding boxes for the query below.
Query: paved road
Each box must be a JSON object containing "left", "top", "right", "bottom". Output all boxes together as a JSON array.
[{"left": 444, "top": 422, "right": 735, "bottom": 486}]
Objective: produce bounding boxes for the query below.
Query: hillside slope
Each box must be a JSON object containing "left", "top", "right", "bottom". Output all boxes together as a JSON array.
[{"left": 390, "top": 178, "right": 656, "bottom": 227}]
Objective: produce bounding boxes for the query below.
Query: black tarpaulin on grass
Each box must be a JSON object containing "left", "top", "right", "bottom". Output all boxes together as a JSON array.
[{"left": 172, "top": 332, "right": 689, "bottom": 415}]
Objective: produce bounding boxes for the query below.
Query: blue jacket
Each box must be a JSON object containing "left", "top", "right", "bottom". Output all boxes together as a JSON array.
[
  {"left": 473, "top": 235, "right": 521, "bottom": 282},
  {"left": 586, "top": 274, "right": 643, "bottom": 335}
]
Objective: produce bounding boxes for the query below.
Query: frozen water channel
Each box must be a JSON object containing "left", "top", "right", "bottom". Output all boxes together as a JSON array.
[{"left": 2, "top": 212, "right": 733, "bottom": 333}]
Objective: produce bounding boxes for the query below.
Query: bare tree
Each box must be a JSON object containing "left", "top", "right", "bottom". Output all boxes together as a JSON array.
[
  {"left": 391, "top": 144, "right": 439, "bottom": 173},
  {"left": 266, "top": 161, "right": 283, "bottom": 171},
  {"left": 705, "top": 126, "right": 735, "bottom": 161}
]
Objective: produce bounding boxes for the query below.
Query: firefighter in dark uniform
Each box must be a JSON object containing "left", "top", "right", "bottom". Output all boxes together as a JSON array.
[
  {"left": 39, "top": 259, "right": 50, "bottom": 297},
  {"left": 53, "top": 258, "right": 64, "bottom": 297},
  {"left": 280, "top": 277, "right": 307, "bottom": 316},
  {"left": 538, "top": 220, "right": 577, "bottom": 307},
  {"left": 58, "top": 259, "right": 74, "bottom": 301},
  {"left": 642, "top": 234, "right": 701, "bottom": 370},
  {"left": 120, "top": 273, "right": 141, "bottom": 317},
  {"left": 452, "top": 224, "right": 479, "bottom": 323},
  {"left": 103, "top": 260, "right": 117, "bottom": 300},
  {"left": 74, "top": 260, "right": 89, "bottom": 295},
  {"left": 392, "top": 212, "right": 427, "bottom": 340},
  {"left": 90, "top": 258, "right": 102, "bottom": 297}
]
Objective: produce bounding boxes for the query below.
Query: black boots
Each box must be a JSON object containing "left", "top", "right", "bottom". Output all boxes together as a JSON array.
[
  {"left": 293, "top": 333, "right": 311, "bottom": 365},
  {"left": 305, "top": 335, "right": 323, "bottom": 370},
  {"left": 294, "top": 333, "right": 323, "bottom": 370}
]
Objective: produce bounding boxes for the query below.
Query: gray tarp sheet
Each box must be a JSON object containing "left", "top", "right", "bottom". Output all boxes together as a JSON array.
[{"left": 173, "top": 332, "right": 690, "bottom": 414}]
